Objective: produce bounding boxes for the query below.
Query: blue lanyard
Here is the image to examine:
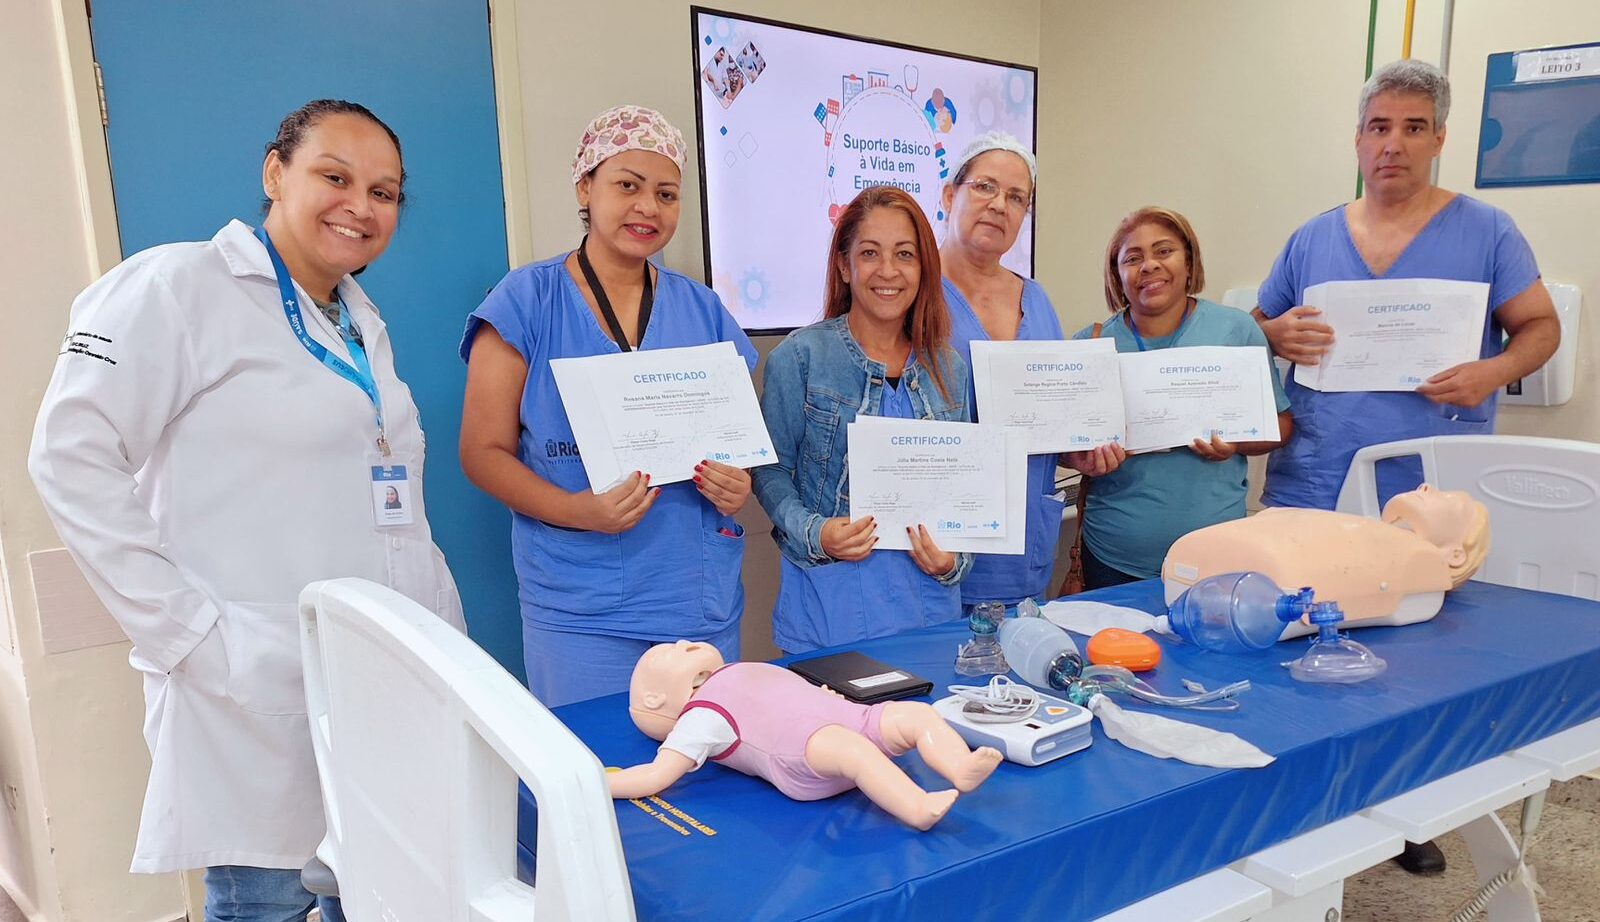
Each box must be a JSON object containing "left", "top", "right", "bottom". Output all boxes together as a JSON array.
[
  {"left": 1124, "top": 299, "right": 1197, "bottom": 352},
  {"left": 254, "top": 226, "right": 389, "bottom": 456}
]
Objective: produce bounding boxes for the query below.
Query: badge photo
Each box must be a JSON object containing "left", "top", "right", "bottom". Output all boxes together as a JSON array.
[{"left": 370, "top": 464, "right": 414, "bottom": 526}]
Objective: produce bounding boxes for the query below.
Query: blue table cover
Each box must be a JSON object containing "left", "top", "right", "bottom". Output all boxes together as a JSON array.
[{"left": 518, "top": 581, "right": 1600, "bottom": 921}]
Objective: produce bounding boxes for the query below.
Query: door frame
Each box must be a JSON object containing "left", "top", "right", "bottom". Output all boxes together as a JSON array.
[
  {"left": 486, "top": 0, "right": 536, "bottom": 268},
  {"left": 49, "top": 0, "right": 120, "bottom": 276}
]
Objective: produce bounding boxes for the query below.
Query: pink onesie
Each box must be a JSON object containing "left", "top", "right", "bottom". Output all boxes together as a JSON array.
[{"left": 681, "top": 662, "right": 890, "bottom": 800}]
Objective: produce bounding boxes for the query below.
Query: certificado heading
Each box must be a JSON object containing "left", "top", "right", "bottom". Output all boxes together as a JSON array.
[
  {"left": 1367, "top": 303, "right": 1431, "bottom": 313},
  {"left": 889, "top": 435, "right": 963, "bottom": 446},
  {"left": 633, "top": 371, "right": 710, "bottom": 383}
]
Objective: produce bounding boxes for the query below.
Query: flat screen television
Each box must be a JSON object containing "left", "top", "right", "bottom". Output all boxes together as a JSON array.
[{"left": 691, "top": 7, "right": 1038, "bottom": 334}]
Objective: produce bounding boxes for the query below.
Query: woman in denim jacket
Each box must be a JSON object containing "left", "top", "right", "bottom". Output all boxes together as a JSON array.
[{"left": 753, "top": 187, "right": 971, "bottom": 653}]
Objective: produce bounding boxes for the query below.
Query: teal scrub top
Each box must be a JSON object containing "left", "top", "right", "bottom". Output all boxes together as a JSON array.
[{"left": 1071, "top": 299, "right": 1290, "bottom": 579}]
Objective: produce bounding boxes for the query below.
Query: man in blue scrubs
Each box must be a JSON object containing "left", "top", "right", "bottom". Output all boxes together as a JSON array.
[
  {"left": 1255, "top": 59, "right": 1558, "bottom": 514},
  {"left": 1253, "top": 58, "right": 1560, "bottom": 873}
]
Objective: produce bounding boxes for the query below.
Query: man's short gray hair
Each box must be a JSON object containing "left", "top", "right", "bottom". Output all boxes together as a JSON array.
[{"left": 1358, "top": 59, "right": 1451, "bottom": 130}]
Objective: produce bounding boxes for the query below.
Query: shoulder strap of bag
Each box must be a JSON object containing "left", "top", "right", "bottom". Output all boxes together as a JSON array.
[{"left": 1074, "top": 321, "right": 1104, "bottom": 518}]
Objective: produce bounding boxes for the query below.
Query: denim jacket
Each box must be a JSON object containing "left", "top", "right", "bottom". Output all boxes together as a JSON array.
[{"left": 752, "top": 315, "right": 973, "bottom": 583}]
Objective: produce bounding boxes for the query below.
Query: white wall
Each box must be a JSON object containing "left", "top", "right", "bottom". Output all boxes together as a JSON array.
[
  {"left": 1036, "top": 0, "right": 1371, "bottom": 330},
  {"left": 0, "top": 2, "right": 187, "bottom": 920}
]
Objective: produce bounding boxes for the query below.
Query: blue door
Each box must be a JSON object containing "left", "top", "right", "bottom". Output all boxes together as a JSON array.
[{"left": 90, "top": 1, "right": 524, "bottom": 677}]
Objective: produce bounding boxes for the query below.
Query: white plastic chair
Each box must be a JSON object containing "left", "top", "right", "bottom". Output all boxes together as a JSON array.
[
  {"left": 298, "top": 578, "right": 635, "bottom": 921},
  {"left": 1335, "top": 434, "right": 1600, "bottom": 599}
]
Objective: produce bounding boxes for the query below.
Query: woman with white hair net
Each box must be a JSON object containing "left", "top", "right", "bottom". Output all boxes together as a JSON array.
[{"left": 939, "top": 132, "right": 1124, "bottom": 608}]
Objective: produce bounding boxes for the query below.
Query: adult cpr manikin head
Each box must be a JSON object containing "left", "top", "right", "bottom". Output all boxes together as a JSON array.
[
  {"left": 627, "top": 639, "right": 725, "bottom": 740},
  {"left": 1381, "top": 484, "right": 1490, "bottom": 588}
]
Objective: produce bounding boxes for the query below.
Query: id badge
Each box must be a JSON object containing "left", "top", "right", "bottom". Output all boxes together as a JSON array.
[{"left": 369, "top": 459, "right": 415, "bottom": 527}]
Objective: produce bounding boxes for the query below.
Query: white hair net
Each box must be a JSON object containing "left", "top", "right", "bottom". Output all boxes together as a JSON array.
[{"left": 949, "top": 131, "right": 1037, "bottom": 188}]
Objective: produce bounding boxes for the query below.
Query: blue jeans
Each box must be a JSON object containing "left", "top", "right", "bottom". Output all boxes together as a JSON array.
[
  {"left": 1080, "top": 542, "right": 1142, "bottom": 592},
  {"left": 203, "top": 866, "right": 345, "bottom": 922}
]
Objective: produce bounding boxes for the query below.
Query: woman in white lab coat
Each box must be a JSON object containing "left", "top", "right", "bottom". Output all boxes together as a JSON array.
[{"left": 28, "top": 100, "right": 462, "bottom": 922}]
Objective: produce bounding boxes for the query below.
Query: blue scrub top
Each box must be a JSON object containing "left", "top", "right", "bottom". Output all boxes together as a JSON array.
[
  {"left": 1259, "top": 195, "right": 1541, "bottom": 510},
  {"left": 772, "top": 357, "right": 962, "bottom": 654},
  {"left": 1072, "top": 300, "right": 1290, "bottom": 580},
  {"left": 461, "top": 254, "right": 759, "bottom": 640},
  {"left": 943, "top": 276, "right": 1067, "bottom": 605}
]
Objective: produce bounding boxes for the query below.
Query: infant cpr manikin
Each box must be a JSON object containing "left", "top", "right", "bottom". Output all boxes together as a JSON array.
[
  {"left": 608, "top": 640, "right": 1003, "bottom": 830},
  {"left": 1162, "top": 485, "right": 1490, "bottom": 638}
]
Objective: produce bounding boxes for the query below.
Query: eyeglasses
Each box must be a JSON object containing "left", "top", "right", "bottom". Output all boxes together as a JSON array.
[{"left": 957, "top": 179, "right": 1031, "bottom": 211}]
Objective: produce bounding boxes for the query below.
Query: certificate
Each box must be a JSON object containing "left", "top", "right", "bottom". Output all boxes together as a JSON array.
[
  {"left": 1298, "top": 278, "right": 1490, "bottom": 392},
  {"left": 971, "top": 338, "right": 1125, "bottom": 453},
  {"left": 1118, "top": 346, "right": 1281, "bottom": 452},
  {"left": 550, "top": 342, "right": 775, "bottom": 492},
  {"left": 847, "top": 419, "right": 1026, "bottom": 554}
]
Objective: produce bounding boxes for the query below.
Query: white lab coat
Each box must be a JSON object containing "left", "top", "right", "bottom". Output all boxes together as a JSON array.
[{"left": 29, "top": 220, "right": 465, "bottom": 873}]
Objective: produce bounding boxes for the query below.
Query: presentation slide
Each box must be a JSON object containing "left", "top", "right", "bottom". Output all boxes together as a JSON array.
[{"left": 692, "top": 8, "right": 1037, "bottom": 333}]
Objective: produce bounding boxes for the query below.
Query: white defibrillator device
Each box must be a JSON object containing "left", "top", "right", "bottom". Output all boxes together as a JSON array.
[{"left": 934, "top": 690, "right": 1093, "bottom": 766}]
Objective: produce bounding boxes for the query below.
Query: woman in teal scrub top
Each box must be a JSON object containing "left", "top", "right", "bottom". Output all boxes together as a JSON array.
[
  {"left": 459, "top": 106, "right": 757, "bottom": 706},
  {"left": 753, "top": 186, "right": 971, "bottom": 654},
  {"left": 1071, "top": 206, "right": 1294, "bottom": 589},
  {"left": 939, "top": 132, "right": 1125, "bottom": 606}
]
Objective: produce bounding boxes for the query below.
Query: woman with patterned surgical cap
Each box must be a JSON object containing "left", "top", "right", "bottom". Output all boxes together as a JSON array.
[
  {"left": 939, "top": 132, "right": 1125, "bottom": 607},
  {"left": 460, "top": 106, "right": 758, "bottom": 706}
]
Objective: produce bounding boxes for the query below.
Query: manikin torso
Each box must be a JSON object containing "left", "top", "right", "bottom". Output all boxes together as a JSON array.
[{"left": 1161, "top": 486, "right": 1490, "bottom": 637}]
